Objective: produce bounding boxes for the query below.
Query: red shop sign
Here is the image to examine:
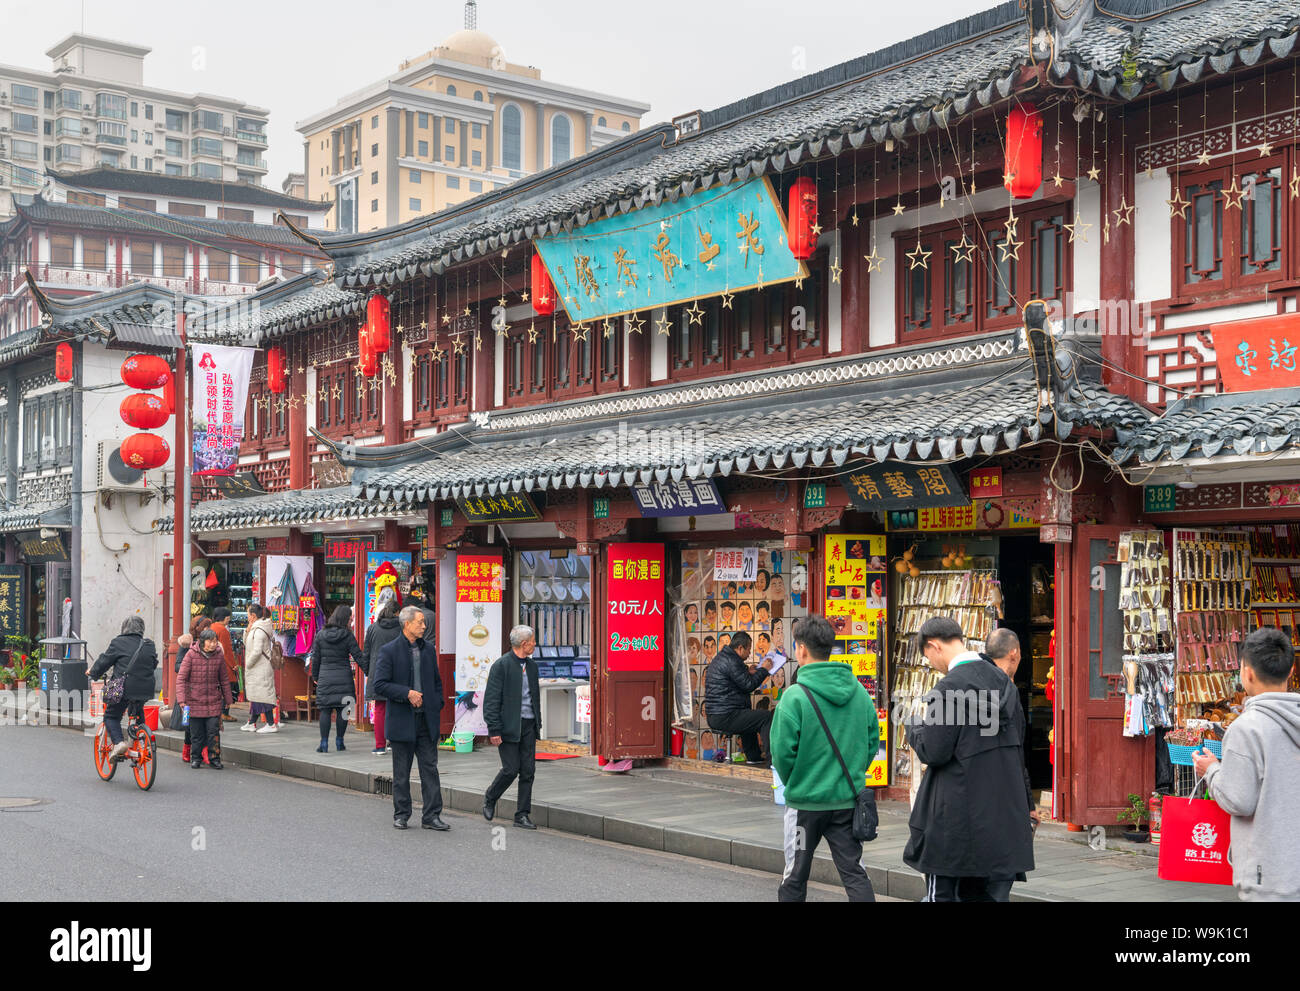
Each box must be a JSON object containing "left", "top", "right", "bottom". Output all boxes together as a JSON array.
[
  {"left": 606, "top": 543, "right": 666, "bottom": 672},
  {"left": 324, "top": 535, "right": 376, "bottom": 564},
  {"left": 969, "top": 467, "right": 1003, "bottom": 498},
  {"left": 1211, "top": 312, "right": 1300, "bottom": 392}
]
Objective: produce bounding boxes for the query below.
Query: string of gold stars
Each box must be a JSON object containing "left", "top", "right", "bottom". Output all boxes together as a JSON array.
[
  {"left": 1222, "top": 72, "right": 1245, "bottom": 213},
  {"left": 1196, "top": 79, "right": 1212, "bottom": 166},
  {"left": 1064, "top": 98, "right": 1093, "bottom": 242},
  {"left": 830, "top": 156, "right": 842, "bottom": 284},
  {"left": 863, "top": 143, "right": 883, "bottom": 273},
  {"left": 1167, "top": 88, "right": 1189, "bottom": 220},
  {"left": 1088, "top": 102, "right": 1101, "bottom": 182},
  {"left": 908, "top": 135, "right": 930, "bottom": 271},
  {"left": 1050, "top": 100, "right": 1064, "bottom": 189},
  {"left": 1112, "top": 113, "right": 1134, "bottom": 230},
  {"left": 1292, "top": 57, "right": 1299, "bottom": 201},
  {"left": 1258, "top": 60, "right": 1272, "bottom": 159}
]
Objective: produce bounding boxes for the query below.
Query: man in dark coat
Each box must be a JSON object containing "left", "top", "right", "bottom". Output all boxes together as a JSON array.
[
  {"left": 703, "top": 631, "right": 775, "bottom": 764},
  {"left": 372, "top": 605, "right": 448, "bottom": 831},
  {"left": 982, "top": 628, "right": 1038, "bottom": 901},
  {"left": 88, "top": 615, "right": 159, "bottom": 761},
  {"left": 903, "top": 616, "right": 1035, "bottom": 901},
  {"left": 482, "top": 625, "right": 542, "bottom": 829},
  {"left": 362, "top": 600, "right": 404, "bottom": 755}
]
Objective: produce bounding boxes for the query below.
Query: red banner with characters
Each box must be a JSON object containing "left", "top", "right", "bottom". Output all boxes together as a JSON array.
[
  {"left": 1211, "top": 312, "right": 1300, "bottom": 392},
  {"left": 606, "top": 543, "right": 666, "bottom": 672}
]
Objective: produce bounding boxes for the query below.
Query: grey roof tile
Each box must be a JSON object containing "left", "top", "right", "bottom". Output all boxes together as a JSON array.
[
  {"left": 157, "top": 485, "right": 420, "bottom": 534},
  {"left": 1113, "top": 388, "right": 1300, "bottom": 463}
]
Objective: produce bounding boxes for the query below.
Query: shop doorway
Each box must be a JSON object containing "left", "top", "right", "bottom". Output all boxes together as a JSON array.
[{"left": 996, "top": 535, "right": 1054, "bottom": 794}]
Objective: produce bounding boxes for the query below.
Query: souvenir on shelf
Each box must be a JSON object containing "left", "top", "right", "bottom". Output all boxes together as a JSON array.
[{"left": 1117, "top": 531, "right": 1174, "bottom": 736}]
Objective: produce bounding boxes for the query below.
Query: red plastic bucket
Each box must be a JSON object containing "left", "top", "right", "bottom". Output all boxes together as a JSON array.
[
  {"left": 670, "top": 727, "right": 684, "bottom": 756},
  {"left": 143, "top": 700, "right": 161, "bottom": 731}
]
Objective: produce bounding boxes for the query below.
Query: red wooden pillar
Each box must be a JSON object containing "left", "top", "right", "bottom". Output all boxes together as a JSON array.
[
  {"left": 288, "top": 338, "right": 309, "bottom": 490},
  {"left": 472, "top": 312, "right": 493, "bottom": 413},
  {"left": 839, "top": 217, "right": 868, "bottom": 355},
  {"left": 1098, "top": 112, "right": 1138, "bottom": 399},
  {"left": 627, "top": 322, "right": 650, "bottom": 390}
]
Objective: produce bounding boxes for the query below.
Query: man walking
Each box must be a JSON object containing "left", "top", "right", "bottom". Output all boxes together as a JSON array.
[
  {"left": 483, "top": 625, "right": 542, "bottom": 829},
  {"left": 1194, "top": 627, "right": 1300, "bottom": 901},
  {"left": 372, "top": 605, "right": 448, "bottom": 831},
  {"left": 772, "top": 615, "right": 877, "bottom": 901},
  {"left": 982, "top": 628, "right": 1038, "bottom": 902},
  {"left": 904, "top": 616, "right": 1034, "bottom": 901},
  {"left": 704, "top": 631, "right": 775, "bottom": 765}
]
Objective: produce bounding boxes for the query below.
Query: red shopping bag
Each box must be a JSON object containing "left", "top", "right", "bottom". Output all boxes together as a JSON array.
[{"left": 1156, "top": 794, "right": 1233, "bottom": 886}]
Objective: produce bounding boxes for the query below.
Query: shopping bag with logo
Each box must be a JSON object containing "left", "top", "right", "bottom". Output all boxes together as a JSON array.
[
  {"left": 268, "top": 564, "right": 300, "bottom": 633},
  {"left": 1156, "top": 784, "right": 1233, "bottom": 886}
]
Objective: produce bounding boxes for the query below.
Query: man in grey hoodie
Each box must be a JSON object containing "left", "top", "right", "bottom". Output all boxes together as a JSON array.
[{"left": 1194, "top": 627, "right": 1300, "bottom": 901}]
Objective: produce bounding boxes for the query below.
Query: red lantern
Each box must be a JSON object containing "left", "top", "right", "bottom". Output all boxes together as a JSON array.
[
  {"left": 1004, "top": 103, "right": 1044, "bottom": 199},
  {"left": 120, "top": 433, "right": 170, "bottom": 470},
  {"left": 787, "top": 176, "right": 818, "bottom": 260},
  {"left": 531, "top": 252, "right": 556, "bottom": 316},
  {"left": 121, "top": 353, "right": 170, "bottom": 389},
  {"left": 366, "top": 294, "right": 391, "bottom": 353},
  {"left": 55, "top": 343, "right": 74, "bottom": 382},
  {"left": 359, "top": 325, "right": 377, "bottom": 378},
  {"left": 162, "top": 369, "right": 176, "bottom": 414},
  {"left": 119, "top": 393, "right": 169, "bottom": 430},
  {"left": 267, "top": 346, "right": 286, "bottom": 394}
]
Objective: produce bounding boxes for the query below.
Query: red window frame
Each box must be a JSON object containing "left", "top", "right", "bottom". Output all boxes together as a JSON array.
[{"left": 314, "top": 360, "right": 381, "bottom": 439}]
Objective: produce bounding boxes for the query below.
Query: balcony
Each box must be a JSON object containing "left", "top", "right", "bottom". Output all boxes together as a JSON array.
[
  {"left": 236, "top": 156, "right": 268, "bottom": 171},
  {"left": 95, "top": 133, "right": 127, "bottom": 147},
  {"left": 29, "top": 264, "right": 258, "bottom": 297},
  {"left": 236, "top": 130, "right": 267, "bottom": 146}
]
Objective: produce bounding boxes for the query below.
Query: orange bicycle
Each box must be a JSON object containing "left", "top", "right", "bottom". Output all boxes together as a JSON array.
[{"left": 93, "top": 708, "right": 157, "bottom": 790}]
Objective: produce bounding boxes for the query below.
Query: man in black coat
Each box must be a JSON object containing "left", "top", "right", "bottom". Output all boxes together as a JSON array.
[
  {"left": 903, "top": 616, "right": 1035, "bottom": 901},
  {"left": 703, "top": 632, "right": 775, "bottom": 764},
  {"left": 88, "top": 616, "right": 159, "bottom": 761},
  {"left": 983, "top": 628, "right": 1039, "bottom": 901},
  {"left": 372, "top": 605, "right": 448, "bottom": 831},
  {"left": 482, "top": 624, "right": 542, "bottom": 829}
]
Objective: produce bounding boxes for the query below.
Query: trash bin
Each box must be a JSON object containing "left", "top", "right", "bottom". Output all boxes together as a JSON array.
[{"left": 38, "top": 637, "right": 91, "bottom": 724}]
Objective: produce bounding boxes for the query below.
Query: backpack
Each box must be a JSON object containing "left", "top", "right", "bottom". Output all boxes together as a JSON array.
[{"left": 255, "top": 621, "right": 285, "bottom": 671}]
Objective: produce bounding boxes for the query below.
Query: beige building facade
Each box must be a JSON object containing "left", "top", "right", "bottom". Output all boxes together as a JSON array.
[{"left": 298, "top": 5, "right": 649, "bottom": 232}]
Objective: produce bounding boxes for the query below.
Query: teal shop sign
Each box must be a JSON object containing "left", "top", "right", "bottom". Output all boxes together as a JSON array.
[
  {"left": 532, "top": 176, "right": 808, "bottom": 325},
  {"left": 593, "top": 496, "right": 610, "bottom": 519},
  {"left": 1143, "top": 484, "right": 1176, "bottom": 513}
]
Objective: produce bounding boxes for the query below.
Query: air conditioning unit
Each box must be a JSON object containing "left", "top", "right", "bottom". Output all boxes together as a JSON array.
[{"left": 96, "top": 440, "right": 170, "bottom": 494}]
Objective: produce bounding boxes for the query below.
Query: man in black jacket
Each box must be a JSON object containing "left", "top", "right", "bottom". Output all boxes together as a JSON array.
[
  {"left": 88, "top": 616, "right": 159, "bottom": 761},
  {"left": 482, "top": 625, "right": 542, "bottom": 829},
  {"left": 903, "top": 616, "right": 1035, "bottom": 902},
  {"left": 982, "top": 627, "right": 1038, "bottom": 902},
  {"left": 703, "top": 632, "right": 775, "bottom": 764},
  {"left": 372, "top": 606, "right": 448, "bottom": 831}
]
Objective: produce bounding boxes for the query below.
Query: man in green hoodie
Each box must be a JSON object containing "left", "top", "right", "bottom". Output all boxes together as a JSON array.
[{"left": 772, "top": 615, "right": 879, "bottom": 902}]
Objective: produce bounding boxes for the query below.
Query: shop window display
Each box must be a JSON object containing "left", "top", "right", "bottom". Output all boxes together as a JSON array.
[{"left": 677, "top": 544, "right": 809, "bottom": 763}]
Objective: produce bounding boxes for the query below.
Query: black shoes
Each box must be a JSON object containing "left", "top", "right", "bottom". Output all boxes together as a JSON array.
[
  {"left": 208, "top": 759, "right": 224, "bottom": 770},
  {"left": 482, "top": 799, "right": 496, "bottom": 822},
  {"left": 393, "top": 819, "right": 409, "bottom": 830},
  {"left": 514, "top": 814, "right": 537, "bottom": 830},
  {"left": 422, "top": 816, "right": 450, "bottom": 831},
  {"left": 190, "top": 759, "right": 202, "bottom": 769},
  {"left": 335, "top": 740, "right": 346, "bottom": 752}
]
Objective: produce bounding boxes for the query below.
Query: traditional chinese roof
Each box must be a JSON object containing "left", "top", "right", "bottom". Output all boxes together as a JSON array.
[
  {"left": 339, "top": 353, "right": 1147, "bottom": 503},
  {"left": 0, "top": 502, "right": 71, "bottom": 534},
  {"left": 0, "top": 327, "right": 45, "bottom": 366},
  {"left": 186, "top": 270, "right": 366, "bottom": 344},
  {"left": 1112, "top": 387, "right": 1300, "bottom": 464},
  {"left": 156, "top": 485, "right": 424, "bottom": 534},
  {"left": 48, "top": 168, "right": 325, "bottom": 214},
  {"left": 29, "top": 278, "right": 201, "bottom": 349}
]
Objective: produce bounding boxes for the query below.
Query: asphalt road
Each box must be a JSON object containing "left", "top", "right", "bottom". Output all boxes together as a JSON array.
[{"left": 1, "top": 723, "right": 875, "bottom": 901}]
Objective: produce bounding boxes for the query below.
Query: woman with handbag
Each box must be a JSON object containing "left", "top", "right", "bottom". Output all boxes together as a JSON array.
[
  {"left": 241, "top": 603, "right": 280, "bottom": 733},
  {"left": 310, "top": 605, "right": 364, "bottom": 753},
  {"left": 89, "top": 616, "right": 159, "bottom": 762}
]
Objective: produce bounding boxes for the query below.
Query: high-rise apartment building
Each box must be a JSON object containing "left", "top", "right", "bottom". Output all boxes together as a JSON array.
[
  {"left": 298, "top": 2, "right": 650, "bottom": 232},
  {"left": 0, "top": 34, "right": 271, "bottom": 219}
]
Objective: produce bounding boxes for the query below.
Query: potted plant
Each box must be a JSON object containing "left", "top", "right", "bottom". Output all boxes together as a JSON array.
[
  {"left": 1116, "top": 792, "right": 1150, "bottom": 843},
  {"left": 0, "top": 666, "right": 14, "bottom": 690}
]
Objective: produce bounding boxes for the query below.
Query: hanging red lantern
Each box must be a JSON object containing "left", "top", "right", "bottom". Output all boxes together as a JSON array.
[
  {"left": 1004, "top": 103, "right": 1044, "bottom": 199},
  {"left": 366, "top": 294, "right": 391, "bottom": 353},
  {"left": 55, "top": 343, "right": 74, "bottom": 382},
  {"left": 120, "top": 433, "right": 170, "bottom": 470},
  {"left": 359, "top": 325, "right": 377, "bottom": 378},
  {"left": 162, "top": 368, "right": 176, "bottom": 414},
  {"left": 531, "top": 252, "right": 556, "bottom": 316},
  {"left": 787, "top": 176, "right": 818, "bottom": 260},
  {"left": 120, "top": 353, "right": 170, "bottom": 389},
  {"left": 119, "top": 393, "right": 169, "bottom": 430},
  {"left": 267, "top": 346, "right": 287, "bottom": 394}
]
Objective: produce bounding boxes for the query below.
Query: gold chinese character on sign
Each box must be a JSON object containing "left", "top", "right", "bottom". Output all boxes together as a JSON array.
[
  {"left": 696, "top": 226, "right": 720, "bottom": 265},
  {"left": 613, "top": 247, "right": 638, "bottom": 290},
  {"left": 651, "top": 231, "right": 680, "bottom": 282},
  {"left": 916, "top": 467, "right": 951, "bottom": 498},
  {"left": 574, "top": 253, "right": 600, "bottom": 301},
  {"left": 850, "top": 473, "right": 883, "bottom": 503},
  {"left": 736, "top": 211, "right": 764, "bottom": 267},
  {"left": 881, "top": 472, "right": 914, "bottom": 499}
]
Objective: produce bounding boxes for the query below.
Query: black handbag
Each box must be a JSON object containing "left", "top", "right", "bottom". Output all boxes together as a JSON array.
[
  {"left": 103, "top": 639, "right": 145, "bottom": 708},
  {"left": 799, "top": 685, "right": 879, "bottom": 843}
]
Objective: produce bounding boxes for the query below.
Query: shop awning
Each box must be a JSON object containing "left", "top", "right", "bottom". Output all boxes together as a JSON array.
[
  {"left": 156, "top": 485, "right": 423, "bottom": 535},
  {"left": 1112, "top": 387, "right": 1300, "bottom": 482},
  {"left": 0, "top": 503, "right": 71, "bottom": 534},
  {"left": 342, "top": 374, "right": 1148, "bottom": 504}
]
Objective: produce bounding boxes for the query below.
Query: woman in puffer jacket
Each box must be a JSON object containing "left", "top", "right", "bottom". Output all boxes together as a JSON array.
[
  {"left": 310, "top": 605, "right": 364, "bottom": 753},
  {"left": 176, "top": 629, "right": 233, "bottom": 770}
]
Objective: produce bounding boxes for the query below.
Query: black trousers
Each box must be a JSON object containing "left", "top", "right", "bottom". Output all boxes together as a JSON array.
[
  {"left": 986, "top": 878, "right": 1014, "bottom": 902},
  {"left": 926, "top": 875, "right": 995, "bottom": 902},
  {"left": 190, "top": 715, "right": 220, "bottom": 761},
  {"left": 103, "top": 699, "right": 144, "bottom": 745},
  {"left": 708, "top": 707, "right": 772, "bottom": 763},
  {"left": 320, "top": 705, "right": 348, "bottom": 742},
  {"left": 778, "top": 808, "right": 876, "bottom": 902},
  {"left": 390, "top": 721, "right": 443, "bottom": 824},
  {"left": 485, "top": 721, "right": 536, "bottom": 817}
]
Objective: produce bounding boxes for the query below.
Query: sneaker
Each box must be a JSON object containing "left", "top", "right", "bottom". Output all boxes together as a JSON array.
[
  {"left": 371, "top": 747, "right": 386, "bottom": 756},
  {"left": 108, "top": 741, "right": 130, "bottom": 761},
  {"left": 240, "top": 723, "right": 257, "bottom": 732},
  {"left": 256, "top": 724, "right": 279, "bottom": 734}
]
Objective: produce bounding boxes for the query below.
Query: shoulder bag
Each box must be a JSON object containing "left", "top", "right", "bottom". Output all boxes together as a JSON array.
[
  {"left": 103, "top": 638, "right": 145, "bottom": 708},
  {"left": 799, "top": 685, "right": 879, "bottom": 842}
]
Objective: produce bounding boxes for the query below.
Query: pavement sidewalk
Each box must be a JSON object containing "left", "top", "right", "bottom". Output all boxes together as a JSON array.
[{"left": 3, "top": 693, "right": 1235, "bottom": 902}]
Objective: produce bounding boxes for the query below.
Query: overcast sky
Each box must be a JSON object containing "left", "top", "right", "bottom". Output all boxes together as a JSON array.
[{"left": 0, "top": 0, "right": 996, "bottom": 189}]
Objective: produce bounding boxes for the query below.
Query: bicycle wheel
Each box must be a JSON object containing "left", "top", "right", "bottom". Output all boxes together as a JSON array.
[
  {"left": 131, "top": 723, "right": 156, "bottom": 791},
  {"left": 93, "top": 724, "right": 117, "bottom": 782}
]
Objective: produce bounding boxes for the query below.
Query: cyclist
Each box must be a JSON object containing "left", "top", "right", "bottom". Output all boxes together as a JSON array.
[{"left": 89, "top": 616, "right": 159, "bottom": 762}]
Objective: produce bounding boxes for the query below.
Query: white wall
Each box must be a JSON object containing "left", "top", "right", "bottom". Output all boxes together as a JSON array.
[
  {"left": 1072, "top": 178, "right": 1102, "bottom": 313},
  {"left": 1134, "top": 169, "right": 1173, "bottom": 304},
  {"left": 650, "top": 307, "right": 668, "bottom": 381}
]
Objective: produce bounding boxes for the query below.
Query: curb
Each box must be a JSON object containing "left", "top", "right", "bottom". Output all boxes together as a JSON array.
[{"left": 6, "top": 700, "right": 1064, "bottom": 901}]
